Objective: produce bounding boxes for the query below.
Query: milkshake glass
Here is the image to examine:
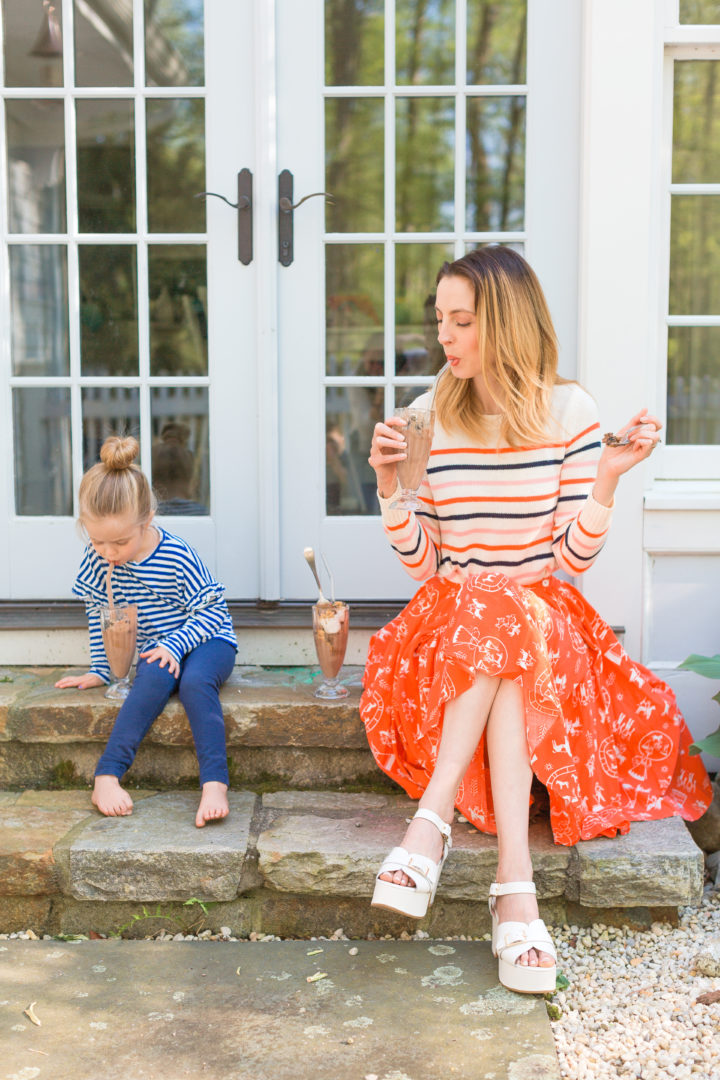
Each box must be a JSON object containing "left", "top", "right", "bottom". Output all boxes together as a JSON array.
[
  {"left": 99, "top": 603, "right": 138, "bottom": 700},
  {"left": 391, "top": 406, "right": 435, "bottom": 510},
  {"left": 312, "top": 601, "right": 349, "bottom": 699}
]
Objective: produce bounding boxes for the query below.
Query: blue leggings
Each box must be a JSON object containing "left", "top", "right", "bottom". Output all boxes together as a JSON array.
[{"left": 95, "top": 638, "right": 236, "bottom": 787}]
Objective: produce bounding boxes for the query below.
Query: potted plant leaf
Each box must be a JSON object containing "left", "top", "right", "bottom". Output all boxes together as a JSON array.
[{"left": 678, "top": 654, "right": 720, "bottom": 758}]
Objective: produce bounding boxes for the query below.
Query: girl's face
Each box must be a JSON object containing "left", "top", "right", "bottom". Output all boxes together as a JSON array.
[
  {"left": 82, "top": 512, "right": 155, "bottom": 566},
  {"left": 435, "top": 275, "right": 483, "bottom": 381}
]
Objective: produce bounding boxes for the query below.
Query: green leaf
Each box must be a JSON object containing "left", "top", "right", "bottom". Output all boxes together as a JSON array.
[
  {"left": 555, "top": 971, "right": 570, "bottom": 991},
  {"left": 678, "top": 654, "right": 720, "bottom": 679},
  {"left": 689, "top": 727, "right": 720, "bottom": 759}
]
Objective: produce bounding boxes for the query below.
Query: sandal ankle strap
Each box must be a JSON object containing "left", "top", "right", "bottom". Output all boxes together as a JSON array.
[
  {"left": 489, "top": 881, "right": 536, "bottom": 897},
  {"left": 414, "top": 808, "right": 452, "bottom": 849}
]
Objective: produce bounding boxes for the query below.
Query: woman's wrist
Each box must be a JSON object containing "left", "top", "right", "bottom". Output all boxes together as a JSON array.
[{"left": 592, "top": 470, "right": 618, "bottom": 508}]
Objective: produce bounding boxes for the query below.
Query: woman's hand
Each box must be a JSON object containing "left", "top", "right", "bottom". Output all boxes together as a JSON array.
[
  {"left": 593, "top": 410, "right": 661, "bottom": 506},
  {"left": 368, "top": 416, "right": 407, "bottom": 499},
  {"left": 54, "top": 672, "right": 106, "bottom": 690},
  {"left": 140, "top": 645, "right": 180, "bottom": 678}
]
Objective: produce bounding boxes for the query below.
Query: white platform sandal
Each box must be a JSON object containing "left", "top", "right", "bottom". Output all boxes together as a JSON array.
[
  {"left": 371, "top": 808, "right": 452, "bottom": 919},
  {"left": 488, "top": 881, "right": 557, "bottom": 994}
]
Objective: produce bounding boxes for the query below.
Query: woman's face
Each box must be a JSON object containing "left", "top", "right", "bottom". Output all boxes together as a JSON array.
[{"left": 435, "top": 275, "right": 484, "bottom": 382}]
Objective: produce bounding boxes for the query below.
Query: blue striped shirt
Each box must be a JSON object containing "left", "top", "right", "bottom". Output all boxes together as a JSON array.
[{"left": 72, "top": 527, "right": 237, "bottom": 683}]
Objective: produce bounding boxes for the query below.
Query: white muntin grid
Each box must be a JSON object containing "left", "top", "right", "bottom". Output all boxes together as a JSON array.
[
  {"left": 322, "top": 0, "right": 528, "bottom": 424},
  {"left": 0, "top": 0, "right": 209, "bottom": 520}
]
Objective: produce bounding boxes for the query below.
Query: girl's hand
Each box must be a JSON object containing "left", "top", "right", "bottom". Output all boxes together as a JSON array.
[
  {"left": 368, "top": 416, "right": 407, "bottom": 499},
  {"left": 54, "top": 672, "right": 106, "bottom": 690},
  {"left": 593, "top": 410, "right": 662, "bottom": 506},
  {"left": 140, "top": 645, "right": 180, "bottom": 678}
]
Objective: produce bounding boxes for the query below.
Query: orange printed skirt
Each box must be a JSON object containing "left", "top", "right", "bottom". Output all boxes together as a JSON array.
[{"left": 360, "top": 572, "right": 712, "bottom": 846}]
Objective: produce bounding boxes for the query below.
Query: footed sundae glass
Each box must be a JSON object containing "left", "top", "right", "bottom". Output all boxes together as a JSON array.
[
  {"left": 99, "top": 603, "right": 138, "bottom": 700},
  {"left": 390, "top": 406, "right": 435, "bottom": 511},
  {"left": 312, "top": 601, "right": 349, "bottom": 699}
]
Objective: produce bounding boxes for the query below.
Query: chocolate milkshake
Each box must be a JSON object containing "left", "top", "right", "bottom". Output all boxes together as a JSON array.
[
  {"left": 312, "top": 601, "right": 349, "bottom": 698},
  {"left": 99, "top": 603, "right": 138, "bottom": 699},
  {"left": 392, "top": 406, "right": 435, "bottom": 508}
]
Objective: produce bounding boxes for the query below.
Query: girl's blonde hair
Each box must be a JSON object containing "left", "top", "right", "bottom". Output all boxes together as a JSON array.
[
  {"left": 433, "top": 247, "right": 562, "bottom": 445},
  {"left": 78, "top": 435, "right": 156, "bottom": 523}
]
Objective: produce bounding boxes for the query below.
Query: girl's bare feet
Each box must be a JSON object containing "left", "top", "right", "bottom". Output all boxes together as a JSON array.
[
  {"left": 196, "top": 781, "right": 229, "bottom": 828},
  {"left": 92, "top": 775, "right": 133, "bottom": 816}
]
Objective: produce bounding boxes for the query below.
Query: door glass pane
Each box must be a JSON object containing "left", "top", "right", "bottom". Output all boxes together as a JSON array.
[
  {"left": 325, "top": 0, "right": 384, "bottom": 86},
  {"left": 76, "top": 99, "right": 136, "bottom": 232},
  {"left": 149, "top": 245, "right": 207, "bottom": 375},
  {"left": 326, "top": 244, "right": 384, "bottom": 375},
  {"left": 672, "top": 61, "right": 720, "bottom": 183},
  {"left": 396, "top": 0, "right": 454, "bottom": 85},
  {"left": 82, "top": 387, "right": 141, "bottom": 472},
  {"left": 79, "top": 245, "right": 139, "bottom": 375},
  {"left": 467, "top": 0, "right": 527, "bottom": 84},
  {"left": 325, "top": 99, "right": 384, "bottom": 231},
  {"left": 145, "top": 0, "right": 204, "bottom": 87},
  {"left": 146, "top": 98, "right": 205, "bottom": 232},
  {"left": 74, "top": 0, "right": 134, "bottom": 87},
  {"left": 680, "top": 1, "right": 720, "bottom": 23},
  {"left": 151, "top": 390, "right": 209, "bottom": 515},
  {"left": 395, "top": 382, "right": 433, "bottom": 407},
  {"left": 466, "top": 96, "right": 525, "bottom": 230},
  {"left": 396, "top": 97, "right": 454, "bottom": 231},
  {"left": 326, "top": 387, "right": 383, "bottom": 515},
  {"left": 6, "top": 99, "right": 66, "bottom": 233},
  {"left": 669, "top": 196, "right": 720, "bottom": 315},
  {"left": 10, "top": 245, "right": 68, "bottom": 375},
  {"left": 13, "top": 387, "right": 72, "bottom": 515},
  {"left": 2, "top": 0, "right": 64, "bottom": 87},
  {"left": 395, "top": 242, "right": 453, "bottom": 377},
  {"left": 667, "top": 327, "right": 720, "bottom": 444}
]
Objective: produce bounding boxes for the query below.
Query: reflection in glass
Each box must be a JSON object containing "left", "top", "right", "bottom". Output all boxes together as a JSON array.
[
  {"left": 3, "top": 0, "right": 64, "bottom": 86},
  {"left": 465, "top": 240, "right": 524, "bottom": 256},
  {"left": 145, "top": 0, "right": 204, "bottom": 86},
  {"left": 74, "top": 0, "right": 134, "bottom": 87},
  {"left": 396, "top": 0, "right": 454, "bottom": 85},
  {"left": 467, "top": 0, "right": 527, "bottom": 84},
  {"left": 79, "top": 246, "right": 138, "bottom": 375},
  {"left": 673, "top": 62, "right": 720, "bottom": 183},
  {"left": 395, "top": 243, "right": 454, "bottom": 377},
  {"left": 13, "top": 387, "right": 72, "bottom": 515},
  {"left": 680, "top": 1, "right": 720, "bottom": 23},
  {"left": 149, "top": 245, "right": 207, "bottom": 375},
  {"left": 146, "top": 98, "right": 205, "bottom": 232},
  {"left": 395, "top": 382, "right": 434, "bottom": 408},
  {"left": 670, "top": 196, "right": 720, "bottom": 315},
  {"left": 325, "top": 0, "right": 384, "bottom": 86},
  {"left": 466, "top": 96, "right": 525, "bottom": 231},
  {"left": 667, "top": 327, "right": 720, "bottom": 444},
  {"left": 325, "top": 98, "right": 384, "bottom": 232},
  {"left": 82, "top": 387, "right": 140, "bottom": 472},
  {"left": 326, "top": 244, "right": 383, "bottom": 375},
  {"left": 151, "top": 389, "right": 209, "bottom": 514},
  {"left": 326, "top": 387, "right": 384, "bottom": 515},
  {"left": 10, "top": 245, "right": 68, "bottom": 375},
  {"left": 77, "top": 100, "right": 135, "bottom": 232},
  {"left": 6, "top": 100, "right": 66, "bottom": 233},
  {"left": 396, "top": 97, "right": 454, "bottom": 231}
]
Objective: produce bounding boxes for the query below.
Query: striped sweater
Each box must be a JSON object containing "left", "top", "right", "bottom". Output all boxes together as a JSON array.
[
  {"left": 379, "top": 383, "right": 613, "bottom": 586},
  {"left": 73, "top": 527, "right": 237, "bottom": 683}
]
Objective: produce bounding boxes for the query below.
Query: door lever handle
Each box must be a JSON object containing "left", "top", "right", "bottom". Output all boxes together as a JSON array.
[
  {"left": 279, "top": 191, "right": 335, "bottom": 213},
  {"left": 278, "top": 169, "right": 334, "bottom": 266},
  {"left": 195, "top": 168, "right": 253, "bottom": 264}
]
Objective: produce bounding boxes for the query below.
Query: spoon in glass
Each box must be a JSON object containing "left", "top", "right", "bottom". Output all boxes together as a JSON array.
[{"left": 303, "top": 547, "right": 331, "bottom": 606}]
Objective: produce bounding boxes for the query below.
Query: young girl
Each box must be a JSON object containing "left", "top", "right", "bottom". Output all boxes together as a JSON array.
[
  {"left": 55, "top": 435, "right": 237, "bottom": 828},
  {"left": 362, "top": 247, "right": 712, "bottom": 993}
]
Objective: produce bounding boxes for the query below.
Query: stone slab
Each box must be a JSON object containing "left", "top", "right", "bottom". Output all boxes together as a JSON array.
[
  {"left": 0, "top": 803, "right": 91, "bottom": 895},
  {"left": 15, "top": 789, "right": 157, "bottom": 810},
  {"left": 262, "top": 790, "right": 394, "bottom": 812},
  {"left": 0, "top": 939, "right": 560, "bottom": 1080},
  {"left": 60, "top": 791, "right": 258, "bottom": 902}
]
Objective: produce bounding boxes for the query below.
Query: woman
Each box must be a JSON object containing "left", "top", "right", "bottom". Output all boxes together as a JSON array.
[{"left": 361, "top": 247, "right": 712, "bottom": 994}]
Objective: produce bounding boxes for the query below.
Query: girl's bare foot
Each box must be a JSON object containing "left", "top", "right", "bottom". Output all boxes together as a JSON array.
[
  {"left": 92, "top": 775, "right": 133, "bottom": 816},
  {"left": 196, "top": 781, "right": 229, "bottom": 828}
]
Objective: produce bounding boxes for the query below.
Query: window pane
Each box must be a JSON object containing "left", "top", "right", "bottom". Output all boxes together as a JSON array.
[
  {"left": 9, "top": 245, "right": 68, "bottom": 375},
  {"left": 13, "top": 387, "right": 72, "bottom": 515},
  {"left": 151, "top": 390, "right": 209, "bottom": 515},
  {"left": 669, "top": 196, "right": 720, "bottom": 315},
  {"left": 325, "top": 0, "right": 384, "bottom": 86},
  {"left": 396, "top": 0, "right": 454, "bottom": 85},
  {"left": 467, "top": 0, "right": 527, "bottom": 85},
  {"left": 82, "top": 387, "right": 141, "bottom": 472},
  {"left": 146, "top": 98, "right": 205, "bottom": 232},
  {"left": 466, "top": 96, "right": 525, "bottom": 231},
  {"left": 326, "top": 244, "right": 384, "bottom": 375},
  {"left": 672, "top": 61, "right": 720, "bottom": 183},
  {"left": 395, "top": 382, "right": 434, "bottom": 408},
  {"left": 325, "top": 98, "right": 384, "bottom": 232},
  {"left": 74, "top": 0, "right": 134, "bottom": 87},
  {"left": 396, "top": 97, "right": 455, "bottom": 231},
  {"left": 6, "top": 99, "right": 66, "bottom": 233},
  {"left": 679, "top": 1, "right": 720, "bottom": 23},
  {"left": 667, "top": 327, "right": 720, "bottom": 444},
  {"left": 79, "top": 246, "right": 138, "bottom": 375},
  {"left": 326, "top": 387, "right": 383, "bottom": 515},
  {"left": 77, "top": 100, "right": 136, "bottom": 232},
  {"left": 145, "top": 0, "right": 204, "bottom": 87},
  {"left": 149, "top": 245, "right": 207, "bottom": 375},
  {"left": 3, "top": 0, "right": 64, "bottom": 87},
  {"left": 395, "top": 243, "right": 453, "bottom": 377}
]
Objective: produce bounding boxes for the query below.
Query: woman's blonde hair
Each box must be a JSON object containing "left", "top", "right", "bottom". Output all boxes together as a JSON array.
[
  {"left": 433, "top": 247, "right": 561, "bottom": 445},
  {"left": 78, "top": 435, "right": 156, "bottom": 523}
]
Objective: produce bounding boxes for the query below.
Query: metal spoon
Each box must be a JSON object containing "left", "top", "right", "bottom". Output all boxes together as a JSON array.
[{"left": 303, "top": 547, "right": 330, "bottom": 605}]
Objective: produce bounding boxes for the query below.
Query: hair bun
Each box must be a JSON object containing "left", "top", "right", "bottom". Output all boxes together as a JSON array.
[
  {"left": 160, "top": 421, "right": 190, "bottom": 447},
  {"left": 99, "top": 435, "right": 139, "bottom": 471}
]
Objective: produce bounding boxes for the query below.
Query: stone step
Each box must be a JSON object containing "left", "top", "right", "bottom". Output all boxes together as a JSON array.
[{"left": 0, "top": 788, "right": 704, "bottom": 938}]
